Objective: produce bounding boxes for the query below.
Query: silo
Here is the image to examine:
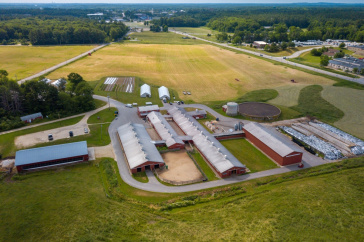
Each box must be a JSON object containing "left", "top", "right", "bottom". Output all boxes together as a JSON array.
[{"left": 226, "top": 102, "right": 238, "bottom": 116}]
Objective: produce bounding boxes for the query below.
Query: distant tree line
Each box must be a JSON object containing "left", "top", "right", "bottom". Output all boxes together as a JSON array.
[
  {"left": 0, "top": 71, "right": 95, "bottom": 132},
  {"left": 0, "top": 17, "right": 128, "bottom": 45}
]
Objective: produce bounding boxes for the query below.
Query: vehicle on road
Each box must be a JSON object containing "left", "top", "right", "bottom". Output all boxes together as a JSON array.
[
  {"left": 125, "top": 104, "right": 132, "bottom": 108},
  {"left": 169, "top": 102, "right": 173, "bottom": 105},
  {"left": 48, "top": 134, "right": 53, "bottom": 141},
  {"left": 84, "top": 128, "right": 88, "bottom": 133},
  {"left": 69, "top": 131, "right": 74, "bottom": 137}
]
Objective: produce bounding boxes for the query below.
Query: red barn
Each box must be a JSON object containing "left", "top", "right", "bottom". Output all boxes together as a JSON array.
[
  {"left": 137, "top": 105, "right": 160, "bottom": 118},
  {"left": 15, "top": 141, "right": 89, "bottom": 173},
  {"left": 147, "top": 111, "right": 185, "bottom": 149},
  {"left": 243, "top": 122, "right": 303, "bottom": 166},
  {"left": 20, "top": 112, "right": 43, "bottom": 123}
]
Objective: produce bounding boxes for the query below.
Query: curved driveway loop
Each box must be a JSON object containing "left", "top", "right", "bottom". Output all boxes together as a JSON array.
[{"left": 94, "top": 95, "right": 331, "bottom": 193}]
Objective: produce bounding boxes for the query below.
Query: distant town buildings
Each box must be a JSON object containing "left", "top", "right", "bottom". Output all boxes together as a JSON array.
[
  {"left": 348, "top": 45, "right": 364, "bottom": 56},
  {"left": 329, "top": 57, "right": 364, "bottom": 73},
  {"left": 253, "top": 41, "right": 267, "bottom": 48}
]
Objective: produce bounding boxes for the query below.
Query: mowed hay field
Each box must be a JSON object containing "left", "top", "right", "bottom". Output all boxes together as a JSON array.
[
  {"left": 0, "top": 45, "right": 96, "bottom": 80},
  {"left": 322, "top": 86, "right": 364, "bottom": 139},
  {"left": 48, "top": 43, "right": 334, "bottom": 102}
]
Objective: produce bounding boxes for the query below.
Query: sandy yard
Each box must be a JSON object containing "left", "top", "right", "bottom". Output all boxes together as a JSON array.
[
  {"left": 146, "top": 128, "right": 161, "bottom": 140},
  {"left": 94, "top": 144, "right": 115, "bottom": 159},
  {"left": 168, "top": 121, "right": 185, "bottom": 136},
  {"left": 159, "top": 151, "right": 203, "bottom": 183}
]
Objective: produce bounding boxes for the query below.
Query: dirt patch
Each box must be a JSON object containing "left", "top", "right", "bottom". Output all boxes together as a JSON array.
[
  {"left": 147, "top": 128, "right": 161, "bottom": 140},
  {"left": 94, "top": 144, "right": 115, "bottom": 159},
  {"left": 168, "top": 121, "right": 185, "bottom": 136},
  {"left": 159, "top": 151, "right": 203, "bottom": 182}
]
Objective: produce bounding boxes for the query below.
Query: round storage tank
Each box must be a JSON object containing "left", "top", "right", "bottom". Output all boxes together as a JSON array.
[{"left": 226, "top": 102, "right": 238, "bottom": 116}]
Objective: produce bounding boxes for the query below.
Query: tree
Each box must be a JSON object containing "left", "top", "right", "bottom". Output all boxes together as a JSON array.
[
  {"left": 288, "top": 42, "right": 295, "bottom": 48},
  {"left": 339, "top": 42, "right": 346, "bottom": 49},
  {"left": 232, "top": 36, "right": 242, "bottom": 45},
  {"left": 163, "top": 25, "right": 168, "bottom": 32},
  {"left": 216, "top": 32, "right": 228, "bottom": 42},
  {"left": 320, "top": 55, "right": 329, "bottom": 66},
  {"left": 58, "top": 78, "right": 67, "bottom": 92},
  {"left": 207, "top": 33, "right": 211, "bottom": 37},
  {"left": 311, "top": 48, "right": 322, "bottom": 56},
  {"left": 334, "top": 51, "right": 345, "bottom": 58},
  {"left": 281, "top": 42, "right": 288, "bottom": 50},
  {"left": 269, "top": 43, "right": 279, "bottom": 52},
  {"left": 360, "top": 69, "right": 364, "bottom": 76},
  {"left": 67, "top": 73, "right": 84, "bottom": 92},
  {"left": 352, "top": 67, "right": 358, "bottom": 74}
]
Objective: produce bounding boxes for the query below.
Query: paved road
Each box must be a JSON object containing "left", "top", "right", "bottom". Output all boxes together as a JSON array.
[
  {"left": 17, "top": 44, "right": 109, "bottom": 84},
  {"left": 94, "top": 95, "right": 332, "bottom": 193},
  {"left": 170, "top": 30, "right": 364, "bottom": 85},
  {"left": 0, "top": 103, "right": 109, "bottom": 136}
]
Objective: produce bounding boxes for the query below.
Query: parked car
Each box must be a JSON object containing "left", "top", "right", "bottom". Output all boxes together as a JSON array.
[
  {"left": 169, "top": 102, "right": 173, "bottom": 105},
  {"left": 180, "top": 101, "right": 184, "bottom": 104},
  {"left": 48, "top": 134, "right": 53, "bottom": 141},
  {"left": 69, "top": 131, "right": 74, "bottom": 137},
  {"left": 125, "top": 104, "right": 132, "bottom": 108},
  {"left": 84, "top": 128, "right": 88, "bottom": 133}
]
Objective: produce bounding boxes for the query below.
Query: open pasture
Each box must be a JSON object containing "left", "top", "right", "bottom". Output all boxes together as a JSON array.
[
  {"left": 322, "top": 86, "right": 364, "bottom": 139},
  {"left": 0, "top": 45, "right": 96, "bottom": 80},
  {"left": 48, "top": 43, "right": 334, "bottom": 102}
]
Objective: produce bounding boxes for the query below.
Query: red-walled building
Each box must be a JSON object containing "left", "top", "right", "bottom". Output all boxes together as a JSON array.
[
  {"left": 147, "top": 111, "right": 185, "bottom": 149},
  {"left": 117, "top": 123, "right": 165, "bottom": 173},
  {"left": 20, "top": 112, "right": 43, "bottom": 123},
  {"left": 243, "top": 122, "right": 303, "bottom": 166},
  {"left": 15, "top": 141, "right": 89, "bottom": 173},
  {"left": 137, "top": 105, "right": 160, "bottom": 118}
]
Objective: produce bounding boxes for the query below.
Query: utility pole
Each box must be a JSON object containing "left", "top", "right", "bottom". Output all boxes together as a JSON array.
[{"left": 100, "top": 124, "right": 102, "bottom": 143}]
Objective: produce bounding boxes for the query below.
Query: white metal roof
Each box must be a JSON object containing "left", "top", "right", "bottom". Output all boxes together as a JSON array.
[
  {"left": 147, "top": 112, "right": 184, "bottom": 148},
  {"left": 15, "top": 141, "right": 88, "bottom": 166},
  {"left": 158, "top": 86, "right": 170, "bottom": 99},
  {"left": 117, "top": 123, "right": 164, "bottom": 169},
  {"left": 138, "top": 105, "right": 160, "bottom": 112},
  {"left": 169, "top": 107, "right": 245, "bottom": 173},
  {"left": 254, "top": 41, "right": 267, "bottom": 45},
  {"left": 140, "top": 84, "right": 151, "bottom": 97},
  {"left": 243, "top": 122, "right": 302, "bottom": 157},
  {"left": 20, "top": 112, "right": 43, "bottom": 122}
]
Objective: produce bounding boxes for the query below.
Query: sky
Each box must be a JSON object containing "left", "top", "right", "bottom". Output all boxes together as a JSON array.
[{"left": 0, "top": 0, "right": 362, "bottom": 4}]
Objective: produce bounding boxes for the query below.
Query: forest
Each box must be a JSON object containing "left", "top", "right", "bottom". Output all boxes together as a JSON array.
[
  {"left": 153, "top": 6, "right": 364, "bottom": 43},
  {"left": 0, "top": 71, "right": 95, "bottom": 132},
  {"left": 0, "top": 17, "right": 128, "bottom": 45}
]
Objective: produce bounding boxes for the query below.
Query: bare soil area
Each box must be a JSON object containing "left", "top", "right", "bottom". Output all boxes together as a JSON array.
[
  {"left": 94, "top": 144, "right": 115, "bottom": 159},
  {"left": 168, "top": 121, "right": 186, "bottom": 136},
  {"left": 146, "top": 128, "right": 161, "bottom": 140},
  {"left": 159, "top": 151, "right": 203, "bottom": 182}
]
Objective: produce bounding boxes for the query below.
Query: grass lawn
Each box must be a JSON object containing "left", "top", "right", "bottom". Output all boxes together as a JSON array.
[
  {"left": 132, "top": 171, "right": 149, "bottom": 183},
  {"left": 238, "top": 45, "right": 313, "bottom": 57},
  {"left": 1, "top": 157, "right": 363, "bottom": 240},
  {"left": 290, "top": 49, "right": 358, "bottom": 78},
  {"left": 127, "top": 31, "right": 204, "bottom": 45},
  {"left": 94, "top": 99, "right": 107, "bottom": 109},
  {"left": 47, "top": 42, "right": 334, "bottom": 103},
  {"left": 173, "top": 26, "right": 222, "bottom": 41},
  {"left": 88, "top": 107, "right": 118, "bottom": 124},
  {"left": 190, "top": 151, "right": 219, "bottom": 181},
  {"left": 0, "top": 116, "right": 84, "bottom": 157},
  {"left": 221, "top": 139, "right": 279, "bottom": 172},
  {"left": 0, "top": 45, "right": 97, "bottom": 80},
  {"left": 269, "top": 84, "right": 309, "bottom": 107},
  {"left": 321, "top": 86, "right": 364, "bottom": 139}
]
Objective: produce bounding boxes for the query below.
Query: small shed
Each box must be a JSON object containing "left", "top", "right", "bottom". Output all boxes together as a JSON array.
[
  {"left": 140, "top": 84, "right": 151, "bottom": 97},
  {"left": 20, "top": 112, "right": 43, "bottom": 123},
  {"left": 158, "top": 86, "right": 170, "bottom": 100},
  {"left": 137, "top": 105, "right": 160, "bottom": 118}
]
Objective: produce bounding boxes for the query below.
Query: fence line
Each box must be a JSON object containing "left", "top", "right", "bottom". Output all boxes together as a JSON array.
[{"left": 153, "top": 168, "right": 205, "bottom": 186}]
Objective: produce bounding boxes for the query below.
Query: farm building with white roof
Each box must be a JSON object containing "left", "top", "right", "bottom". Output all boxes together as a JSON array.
[
  {"left": 158, "top": 86, "right": 170, "bottom": 100},
  {"left": 15, "top": 141, "right": 89, "bottom": 173},
  {"left": 243, "top": 122, "right": 303, "bottom": 166},
  {"left": 137, "top": 105, "right": 160, "bottom": 118},
  {"left": 140, "top": 84, "right": 151, "bottom": 97},
  {"left": 168, "top": 107, "right": 246, "bottom": 178},
  {"left": 147, "top": 111, "right": 185, "bottom": 149},
  {"left": 117, "top": 123, "right": 165, "bottom": 173}
]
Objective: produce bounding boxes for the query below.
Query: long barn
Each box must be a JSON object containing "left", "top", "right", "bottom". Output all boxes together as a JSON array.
[
  {"left": 15, "top": 141, "right": 89, "bottom": 173},
  {"left": 147, "top": 111, "right": 185, "bottom": 149},
  {"left": 117, "top": 123, "right": 165, "bottom": 173},
  {"left": 168, "top": 107, "right": 246, "bottom": 178},
  {"left": 243, "top": 122, "right": 303, "bottom": 166}
]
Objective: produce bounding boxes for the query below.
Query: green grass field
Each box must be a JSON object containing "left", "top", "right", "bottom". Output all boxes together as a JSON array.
[
  {"left": 190, "top": 151, "right": 219, "bottom": 181},
  {"left": 0, "top": 45, "right": 96, "bottom": 80},
  {"left": 128, "top": 31, "right": 204, "bottom": 45},
  {"left": 1, "top": 157, "right": 363, "bottom": 240},
  {"left": 221, "top": 139, "right": 279, "bottom": 172},
  {"left": 292, "top": 85, "right": 344, "bottom": 123},
  {"left": 0, "top": 116, "right": 84, "bottom": 158},
  {"left": 88, "top": 107, "right": 118, "bottom": 124},
  {"left": 269, "top": 84, "right": 309, "bottom": 107},
  {"left": 47, "top": 42, "right": 334, "bottom": 102},
  {"left": 321, "top": 86, "right": 364, "bottom": 139}
]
